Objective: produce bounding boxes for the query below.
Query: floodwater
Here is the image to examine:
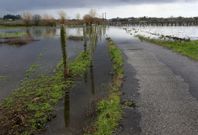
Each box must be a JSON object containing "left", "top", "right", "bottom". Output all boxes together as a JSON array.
[
  {"left": 41, "top": 25, "right": 113, "bottom": 135},
  {"left": 124, "top": 26, "right": 198, "bottom": 40},
  {"left": 1, "top": 25, "right": 196, "bottom": 134},
  {"left": 0, "top": 26, "right": 112, "bottom": 135},
  {"left": 0, "top": 27, "right": 84, "bottom": 101},
  {"left": 42, "top": 39, "right": 112, "bottom": 135}
]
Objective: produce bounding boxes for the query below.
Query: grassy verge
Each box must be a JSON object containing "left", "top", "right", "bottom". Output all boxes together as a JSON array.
[
  {"left": 86, "top": 38, "right": 124, "bottom": 135},
  {"left": 137, "top": 35, "right": 198, "bottom": 60},
  {"left": 0, "top": 26, "right": 26, "bottom": 29},
  {"left": 0, "top": 51, "right": 90, "bottom": 135},
  {"left": 0, "top": 32, "right": 27, "bottom": 39}
]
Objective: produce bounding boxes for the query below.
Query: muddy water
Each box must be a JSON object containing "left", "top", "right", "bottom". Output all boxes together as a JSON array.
[
  {"left": 42, "top": 38, "right": 112, "bottom": 135},
  {"left": 0, "top": 27, "right": 84, "bottom": 101}
]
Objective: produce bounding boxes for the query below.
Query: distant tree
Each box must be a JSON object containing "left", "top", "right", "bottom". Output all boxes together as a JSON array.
[
  {"left": 83, "top": 9, "right": 103, "bottom": 25},
  {"left": 3, "top": 14, "right": 21, "bottom": 20},
  {"left": 32, "top": 14, "right": 41, "bottom": 26},
  {"left": 89, "top": 9, "right": 97, "bottom": 17},
  {"left": 76, "top": 13, "right": 81, "bottom": 20},
  {"left": 22, "top": 12, "right": 32, "bottom": 26},
  {"left": 83, "top": 14, "right": 94, "bottom": 25},
  {"left": 58, "top": 10, "right": 67, "bottom": 24},
  {"left": 42, "top": 14, "right": 56, "bottom": 26}
]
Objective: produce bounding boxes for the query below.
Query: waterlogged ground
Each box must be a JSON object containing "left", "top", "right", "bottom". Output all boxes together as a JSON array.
[
  {"left": 0, "top": 27, "right": 84, "bottom": 101},
  {"left": 1, "top": 26, "right": 198, "bottom": 135},
  {"left": 0, "top": 26, "right": 112, "bottom": 135},
  {"left": 124, "top": 26, "right": 198, "bottom": 40},
  {"left": 42, "top": 39, "right": 112, "bottom": 135}
]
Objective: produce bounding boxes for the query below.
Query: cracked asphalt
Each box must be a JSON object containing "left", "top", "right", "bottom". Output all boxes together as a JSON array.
[{"left": 108, "top": 27, "right": 198, "bottom": 135}]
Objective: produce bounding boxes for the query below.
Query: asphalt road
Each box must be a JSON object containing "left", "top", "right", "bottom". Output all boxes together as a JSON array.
[{"left": 109, "top": 28, "right": 198, "bottom": 135}]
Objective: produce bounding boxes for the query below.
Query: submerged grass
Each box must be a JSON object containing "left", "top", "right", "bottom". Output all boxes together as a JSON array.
[
  {"left": 69, "top": 52, "right": 91, "bottom": 76},
  {"left": 0, "top": 32, "right": 27, "bottom": 39},
  {"left": 68, "top": 35, "right": 84, "bottom": 41},
  {"left": 0, "top": 76, "right": 8, "bottom": 81},
  {"left": 137, "top": 35, "right": 198, "bottom": 60},
  {"left": 86, "top": 38, "right": 124, "bottom": 135},
  {"left": 25, "top": 64, "right": 40, "bottom": 78},
  {"left": 0, "top": 51, "right": 90, "bottom": 135}
]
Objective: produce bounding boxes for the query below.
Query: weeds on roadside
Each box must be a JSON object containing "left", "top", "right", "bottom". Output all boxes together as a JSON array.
[
  {"left": 137, "top": 35, "right": 198, "bottom": 60},
  {"left": 86, "top": 38, "right": 124, "bottom": 135}
]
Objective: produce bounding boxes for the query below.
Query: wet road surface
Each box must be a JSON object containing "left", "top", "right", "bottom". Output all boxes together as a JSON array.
[{"left": 108, "top": 27, "right": 198, "bottom": 135}]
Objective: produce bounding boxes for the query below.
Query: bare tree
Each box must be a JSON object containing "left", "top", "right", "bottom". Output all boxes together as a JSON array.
[
  {"left": 58, "top": 10, "right": 67, "bottom": 24},
  {"left": 83, "top": 9, "right": 103, "bottom": 25},
  {"left": 76, "top": 13, "right": 81, "bottom": 20},
  {"left": 83, "top": 14, "right": 94, "bottom": 25},
  {"left": 32, "top": 14, "right": 41, "bottom": 26},
  {"left": 89, "top": 9, "right": 97, "bottom": 18},
  {"left": 22, "top": 12, "right": 32, "bottom": 26},
  {"left": 42, "top": 14, "right": 56, "bottom": 26}
]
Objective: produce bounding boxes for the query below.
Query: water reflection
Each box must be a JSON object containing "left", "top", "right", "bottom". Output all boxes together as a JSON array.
[
  {"left": 43, "top": 25, "right": 108, "bottom": 135},
  {"left": 76, "top": 27, "right": 81, "bottom": 36},
  {"left": 85, "top": 25, "right": 108, "bottom": 96},
  {"left": 60, "top": 25, "right": 70, "bottom": 128},
  {"left": 64, "top": 91, "right": 70, "bottom": 127},
  {"left": 0, "top": 26, "right": 84, "bottom": 102},
  {"left": 90, "top": 62, "right": 95, "bottom": 95},
  {"left": 29, "top": 27, "right": 57, "bottom": 39}
]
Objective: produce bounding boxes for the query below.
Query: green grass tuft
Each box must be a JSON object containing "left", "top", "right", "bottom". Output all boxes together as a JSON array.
[
  {"left": 0, "top": 51, "right": 90, "bottom": 135},
  {"left": 0, "top": 32, "right": 27, "bottom": 39},
  {"left": 69, "top": 52, "right": 91, "bottom": 76},
  {"left": 87, "top": 38, "right": 124, "bottom": 135}
]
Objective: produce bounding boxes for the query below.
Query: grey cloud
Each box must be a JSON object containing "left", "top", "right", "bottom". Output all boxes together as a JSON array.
[{"left": 0, "top": 0, "right": 193, "bottom": 12}]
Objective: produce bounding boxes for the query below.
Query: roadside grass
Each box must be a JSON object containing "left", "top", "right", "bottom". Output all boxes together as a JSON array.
[
  {"left": 137, "top": 35, "right": 198, "bottom": 60},
  {"left": 86, "top": 38, "right": 124, "bottom": 135},
  {"left": 0, "top": 51, "right": 90, "bottom": 135}
]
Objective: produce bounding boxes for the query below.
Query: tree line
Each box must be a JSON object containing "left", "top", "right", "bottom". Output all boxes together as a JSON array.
[
  {"left": 0, "top": 9, "right": 107, "bottom": 26},
  {"left": 109, "top": 16, "right": 198, "bottom": 26}
]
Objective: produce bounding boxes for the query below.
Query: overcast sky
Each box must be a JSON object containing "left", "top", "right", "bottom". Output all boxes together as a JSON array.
[{"left": 0, "top": 0, "right": 198, "bottom": 18}]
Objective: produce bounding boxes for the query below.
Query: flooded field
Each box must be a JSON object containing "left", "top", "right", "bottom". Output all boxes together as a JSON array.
[
  {"left": 43, "top": 39, "right": 112, "bottom": 135},
  {"left": 0, "top": 25, "right": 114, "bottom": 134},
  {"left": 0, "top": 27, "right": 84, "bottom": 100},
  {"left": 124, "top": 26, "right": 198, "bottom": 40},
  {"left": 0, "top": 25, "right": 198, "bottom": 135}
]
